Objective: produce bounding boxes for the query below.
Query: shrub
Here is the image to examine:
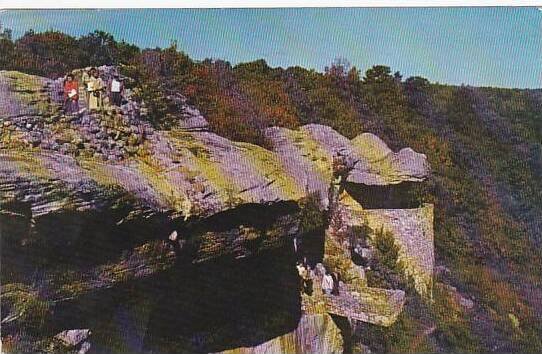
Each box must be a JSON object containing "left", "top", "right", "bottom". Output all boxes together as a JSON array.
[
  {"left": 298, "top": 192, "right": 327, "bottom": 235},
  {"left": 366, "top": 227, "right": 406, "bottom": 290}
]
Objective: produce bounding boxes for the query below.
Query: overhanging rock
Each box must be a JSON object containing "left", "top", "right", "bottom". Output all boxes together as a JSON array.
[
  {"left": 339, "top": 193, "right": 434, "bottom": 298},
  {"left": 1, "top": 68, "right": 435, "bottom": 350}
]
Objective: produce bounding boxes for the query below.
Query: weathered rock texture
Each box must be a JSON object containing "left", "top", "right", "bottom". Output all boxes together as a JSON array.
[
  {"left": 1, "top": 70, "right": 430, "bottom": 220},
  {"left": 1, "top": 69, "right": 434, "bottom": 353},
  {"left": 338, "top": 192, "right": 434, "bottom": 297},
  {"left": 217, "top": 314, "right": 344, "bottom": 354},
  {"left": 360, "top": 205, "right": 434, "bottom": 297}
]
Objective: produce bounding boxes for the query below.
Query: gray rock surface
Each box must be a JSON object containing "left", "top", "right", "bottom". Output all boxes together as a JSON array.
[{"left": 54, "top": 329, "right": 91, "bottom": 347}]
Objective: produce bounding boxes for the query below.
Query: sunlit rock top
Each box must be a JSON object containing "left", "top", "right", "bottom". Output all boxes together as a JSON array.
[{"left": 0, "top": 70, "right": 430, "bottom": 221}]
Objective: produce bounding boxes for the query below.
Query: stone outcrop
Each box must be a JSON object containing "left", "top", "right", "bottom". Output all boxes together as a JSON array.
[
  {"left": 1, "top": 69, "right": 430, "bottom": 222},
  {"left": 54, "top": 329, "right": 91, "bottom": 347},
  {"left": 1, "top": 68, "right": 434, "bottom": 353},
  {"left": 359, "top": 205, "right": 434, "bottom": 298},
  {"left": 216, "top": 314, "right": 344, "bottom": 354},
  {"left": 338, "top": 192, "right": 434, "bottom": 298}
]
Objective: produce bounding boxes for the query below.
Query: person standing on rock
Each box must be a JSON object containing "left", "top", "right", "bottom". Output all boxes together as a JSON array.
[
  {"left": 87, "top": 68, "right": 105, "bottom": 112},
  {"left": 63, "top": 74, "right": 79, "bottom": 114},
  {"left": 322, "top": 271, "right": 334, "bottom": 295},
  {"left": 331, "top": 272, "right": 340, "bottom": 295},
  {"left": 108, "top": 73, "right": 124, "bottom": 107},
  {"left": 297, "top": 261, "right": 314, "bottom": 296},
  {"left": 81, "top": 68, "right": 92, "bottom": 105}
]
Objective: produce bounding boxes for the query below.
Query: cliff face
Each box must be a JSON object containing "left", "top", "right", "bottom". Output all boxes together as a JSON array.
[
  {"left": 0, "top": 71, "right": 429, "bottom": 219},
  {"left": 0, "top": 68, "right": 434, "bottom": 353}
]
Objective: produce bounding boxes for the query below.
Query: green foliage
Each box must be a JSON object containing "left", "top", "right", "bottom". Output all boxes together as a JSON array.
[
  {"left": 127, "top": 44, "right": 193, "bottom": 128},
  {"left": 298, "top": 192, "right": 326, "bottom": 235},
  {"left": 234, "top": 59, "right": 300, "bottom": 128},
  {"left": 366, "top": 227, "right": 407, "bottom": 290},
  {"left": 373, "top": 227, "right": 402, "bottom": 271},
  {"left": 1, "top": 283, "right": 51, "bottom": 333},
  {"left": 4, "top": 29, "right": 542, "bottom": 351},
  {"left": 0, "top": 23, "right": 14, "bottom": 68},
  {"left": 0, "top": 35, "right": 14, "bottom": 68},
  {"left": 0, "top": 22, "right": 12, "bottom": 40},
  {"left": 9, "top": 30, "right": 83, "bottom": 77},
  {"left": 182, "top": 59, "right": 272, "bottom": 146},
  {"left": 429, "top": 283, "right": 481, "bottom": 352},
  {"left": 78, "top": 30, "right": 140, "bottom": 67},
  {"left": 283, "top": 65, "right": 365, "bottom": 138},
  {"left": 0, "top": 28, "right": 139, "bottom": 78}
]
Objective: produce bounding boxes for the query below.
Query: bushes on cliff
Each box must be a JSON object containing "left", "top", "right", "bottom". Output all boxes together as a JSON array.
[
  {"left": 366, "top": 227, "right": 408, "bottom": 290},
  {"left": 298, "top": 192, "right": 327, "bottom": 236},
  {"left": 233, "top": 59, "right": 300, "bottom": 129},
  {"left": 3, "top": 27, "right": 542, "bottom": 352},
  {"left": 0, "top": 29, "right": 139, "bottom": 78},
  {"left": 0, "top": 24, "right": 14, "bottom": 69},
  {"left": 1, "top": 283, "right": 51, "bottom": 333},
  {"left": 184, "top": 59, "right": 271, "bottom": 146},
  {"left": 124, "top": 43, "right": 193, "bottom": 129}
]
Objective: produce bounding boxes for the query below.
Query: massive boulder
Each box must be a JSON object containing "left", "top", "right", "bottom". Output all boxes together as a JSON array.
[
  {"left": 1, "top": 70, "right": 430, "bottom": 223},
  {"left": 1, "top": 69, "right": 433, "bottom": 352}
]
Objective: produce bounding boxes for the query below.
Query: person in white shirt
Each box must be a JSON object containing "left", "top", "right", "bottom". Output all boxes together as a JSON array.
[
  {"left": 108, "top": 73, "right": 124, "bottom": 107},
  {"left": 87, "top": 69, "right": 105, "bottom": 112},
  {"left": 322, "top": 272, "right": 334, "bottom": 295}
]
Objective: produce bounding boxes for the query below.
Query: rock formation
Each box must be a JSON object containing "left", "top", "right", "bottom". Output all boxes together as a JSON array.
[{"left": 0, "top": 68, "right": 434, "bottom": 353}]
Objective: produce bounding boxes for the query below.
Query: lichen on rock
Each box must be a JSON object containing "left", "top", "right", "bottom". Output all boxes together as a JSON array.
[{"left": 1, "top": 68, "right": 435, "bottom": 353}]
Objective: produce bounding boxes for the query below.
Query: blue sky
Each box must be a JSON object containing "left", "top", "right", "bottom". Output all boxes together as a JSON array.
[{"left": 1, "top": 8, "right": 541, "bottom": 88}]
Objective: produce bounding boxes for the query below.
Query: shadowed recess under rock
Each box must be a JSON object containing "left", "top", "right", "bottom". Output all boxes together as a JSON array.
[{"left": 49, "top": 246, "right": 302, "bottom": 354}]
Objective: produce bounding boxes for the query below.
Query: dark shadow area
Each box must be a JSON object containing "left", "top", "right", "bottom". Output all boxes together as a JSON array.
[
  {"left": 297, "top": 227, "right": 326, "bottom": 268},
  {"left": 144, "top": 245, "right": 302, "bottom": 353},
  {"left": 48, "top": 246, "right": 302, "bottom": 354},
  {"left": 345, "top": 181, "right": 424, "bottom": 209},
  {"left": 1, "top": 195, "right": 180, "bottom": 275},
  {"left": 331, "top": 314, "right": 353, "bottom": 354},
  {"left": 29, "top": 210, "right": 176, "bottom": 269},
  {"left": 2, "top": 198, "right": 330, "bottom": 353},
  {"left": 185, "top": 201, "right": 299, "bottom": 234},
  {"left": 1, "top": 201, "right": 34, "bottom": 284},
  {"left": 3, "top": 200, "right": 299, "bottom": 274}
]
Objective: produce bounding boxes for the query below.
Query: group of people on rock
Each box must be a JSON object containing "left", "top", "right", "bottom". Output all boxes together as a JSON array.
[
  {"left": 62, "top": 67, "right": 125, "bottom": 114},
  {"left": 296, "top": 258, "right": 341, "bottom": 297}
]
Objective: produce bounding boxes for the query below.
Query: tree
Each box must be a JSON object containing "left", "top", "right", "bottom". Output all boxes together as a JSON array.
[
  {"left": 13, "top": 30, "right": 82, "bottom": 77},
  {"left": 234, "top": 59, "right": 271, "bottom": 78},
  {"left": 366, "top": 227, "right": 406, "bottom": 289},
  {"left": 0, "top": 24, "right": 14, "bottom": 69},
  {"left": 361, "top": 65, "right": 407, "bottom": 113},
  {"left": 159, "top": 41, "right": 193, "bottom": 88},
  {"left": 362, "top": 65, "right": 394, "bottom": 84},
  {"left": 394, "top": 71, "right": 403, "bottom": 83},
  {"left": 115, "top": 40, "right": 140, "bottom": 65},
  {"left": 78, "top": 30, "right": 118, "bottom": 67},
  {"left": 404, "top": 76, "right": 431, "bottom": 107},
  {"left": 404, "top": 76, "right": 430, "bottom": 91},
  {"left": 325, "top": 57, "right": 351, "bottom": 78},
  {"left": 347, "top": 66, "right": 361, "bottom": 83},
  {"left": 0, "top": 23, "right": 13, "bottom": 40}
]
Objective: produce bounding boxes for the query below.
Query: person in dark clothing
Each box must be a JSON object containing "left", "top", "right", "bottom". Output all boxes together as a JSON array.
[{"left": 331, "top": 272, "right": 340, "bottom": 295}]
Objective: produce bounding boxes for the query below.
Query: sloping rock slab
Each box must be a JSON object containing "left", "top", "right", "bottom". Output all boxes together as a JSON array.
[
  {"left": 266, "top": 125, "right": 430, "bottom": 190},
  {"left": 215, "top": 314, "right": 343, "bottom": 354}
]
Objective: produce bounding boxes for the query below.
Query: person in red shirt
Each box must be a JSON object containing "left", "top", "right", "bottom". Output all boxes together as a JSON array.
[{"left": 63, "top": 73, "right": 79, "bottom": 114}]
